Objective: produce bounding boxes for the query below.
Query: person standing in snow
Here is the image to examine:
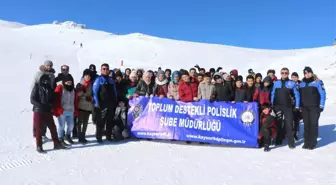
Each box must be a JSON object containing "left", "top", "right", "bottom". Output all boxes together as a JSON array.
[
  {"left": 245, "top": 75, "right": 259, "bottom": 102},
  {"left": 125, "top": 68, "right": 131, "bottom": 80},
  {"left": 31, "top": 60, "right": 56, "bottom": 142},
  {"left": 136, "top": 69, "right": 144, "bottom": 80},
  {"left": 93, "top": 63, "right": 118, "bottom": 143},
  {"left": 198, "top": 72, "right": 215, "bottom": 100},
  {"left": 52, "top": 75, "right": 76, "bottom": 145},
  {"left": 75, "top": 69, "right": 94, "bottom": 144},
  {"left": 134, "top": 72, "right": 157, "bottom": 98},
  {"left": 291, "top": 72, "right": 303, "bottom": 141},
  {"left": 125, "top": 71, "right": 139, "bottom": 99},
  {"left": 31, "top": 74, "right": 66, "bottom": 153},
  {"left": 299, "top": 67, "right": 326, "bottom": 150},
  {"left": 189, "top": 68, "right": 197, "bottom": 80},
  {"left": 258, "top": 103, "right": 277, "bottom": 152},
  {"left": 89, "top": 64, "right": 98, "bottom": 82},
  {"left": 232, "top": 76, "right": 248, "bottom": 103},
  {"left": 165, "top": 69, "right": 172, "bottom": 83},
  {"left": 267, "top": 69, "right": 278, "bottom": 83},
  {"left": 258, "top": 76, "right": 273, "bottom": 106},
  {"left": 212, "top": 72, "right": 234, "bottom": 102},
  {"left": 178, "top": 71, "right": 199, "bottom": 103},
  {"left": 155, "top": 70, "right": 169, "bottom": 98},
  {"left": 271, "top": 67, "right": 300, "bottom": 148},
  {"left": 197, "top": 73, "right": 204, "bottom": 83},
  {"left": 255, "top": 73, "right": 263, "bottom": 88},
  {"left": 167, "top": 71, "right": 181, "bottom": 100},
  {"left": 55, "top": 65, "right": 74, "bottom": 84}
]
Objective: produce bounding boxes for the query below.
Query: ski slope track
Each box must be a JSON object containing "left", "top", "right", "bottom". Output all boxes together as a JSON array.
[{"left": 0, "top": 20, "right": 335, "bottom": 185}]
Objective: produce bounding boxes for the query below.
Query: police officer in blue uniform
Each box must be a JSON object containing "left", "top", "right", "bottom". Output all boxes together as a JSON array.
[
  {"left": 299, "top": 67, "right": 326, "bottom": 150},
  {"left": 271, "top": 67, "right": 300, "bottom": 148}
]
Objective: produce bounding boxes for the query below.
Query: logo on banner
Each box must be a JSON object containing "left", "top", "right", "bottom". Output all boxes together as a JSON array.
[
  {"left": 132, "top": 104, "right": 143, "bottom": 119},
  {"left": 240, "top": 110, "right": 255, "bottom": 126}
]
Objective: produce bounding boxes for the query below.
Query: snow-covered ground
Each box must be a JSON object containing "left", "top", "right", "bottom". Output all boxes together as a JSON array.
[{"left": 0, "top": 20, "right": 335, "bottom": 185}]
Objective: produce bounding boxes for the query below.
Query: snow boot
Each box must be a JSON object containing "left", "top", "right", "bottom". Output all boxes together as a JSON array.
[
  {"left": 42, "top": 136, "right": 51, "bottom": 144},
  {"left": 302, "top": 143, "right": 309, "bottom": 149},
  {"left": 54, "top": 143, "right": 68, "bottom": 150},
  {"left": 264, "top": 145, "right": 271, "bottom": 152},
  {"left": 37, "top": 146, "right": 47, "bottom": 154},
  {"left": 65, "top": 135, "right": 75, "bottom": 144},
  {"left": 59, "top": 138, "right": 70, "bottom": 146},
  {"left": 288, "top": 143, "right": 296, "bottom": 149}
]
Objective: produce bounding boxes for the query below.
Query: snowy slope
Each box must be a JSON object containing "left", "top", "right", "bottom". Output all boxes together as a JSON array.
[{"left": 0, "top": 20, "right": 335, "bottom": 185}]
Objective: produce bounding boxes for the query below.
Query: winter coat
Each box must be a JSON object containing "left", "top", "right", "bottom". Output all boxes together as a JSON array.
[
  {"left": 76, "top": 79, "right": 94, "bottom": 112},
  {"left": 259, "top": 113, "right": 277, "bottom": 138},
  {"left": 258, "top": 86, "right": 272, "bottom": 105},
  {"left": 198, "top": 82, "right": 215, "bottom": 100},
  {"left": 125, "top": 81, "right": 138, "bottom": 99},
  {"left": 116, "top": 80, "right": 128, "bottom": 103},
  {"left": 136, "top": 80, "right": 157, "bottom": 96},
  {"left": 30, "top": 80, "right": 55, "bottom": 113},
  {"left": 271, "top": 78, "right": 300, "bottom": 108},
  {"left": 246, "top": 85, "right": 259, "bottom": 102},
  {"left": 234, "top": 87, "right": 248, "bottom": 102},
  {"left": 155, "top": 78, "right": 169, "bottom": 97},
  {"left": 52, "top": 82, "right": 77, "bottom": 117},
  {"left": 31, "top": 65, "right": 56, "bottom": 90},
  {"left": 178, "top": 81, "right": 198, "bottom": 102},
  {"left": 167, "top": 81, "right": 180, "bottom": 100},
  {"left": 93, "top": 75, "right": 118, "bottom": 109},
  {"left": 213, "top": 83, "right": 234, "bottom": 102},
  {"left": 299, "top": 77, "right": 326, "bottom": 107}
]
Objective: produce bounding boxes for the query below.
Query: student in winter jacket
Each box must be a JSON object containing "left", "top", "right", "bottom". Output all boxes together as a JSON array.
[
  {"left": 291, "top": 72, "right": 302, "bottom": 141},
  {"left": 126, "top": 71, "right": 138, "bottom": 99},
  {"left": 212, "top": 72, "right": 234, "bottom": 102},
  {"left": 125, "top": 68, "right": 131, "bottom": 80},
  {"left": 134, "top": 72, "right": 157, "bottom": 97},
  {"left": 165, "top": 69, "right": 172, "bottom": 83},
  {"left": 232, "top": 76, "right": 248, "bottom": 103},
  {"left": 267, "top": 69, "right": 278, "bottom": 83},
  {"left": 258, "top": 104, "right": 277, "bottom": 152},
  {"left": 53, "top": 75, "right": 77, "bottom": 145},
  {"left": 245, "top": 75, "right": 259, "bottom": 102},
  {"left": 115, "top": 70, "right": 128, "bottom": 103},
  {"left": 75, "top": 69, "right": 93, "bottom": 144},
  {"left": 299, "top": 67, "right": 326, "bottom": 150},
  {"left": 179, "top": 72, "right": 199, "bottom": 102},
  {"left": 255, "top": 73, "right": 262, "bottom": 88},
  {"left": 93, "top": 63, "right": 118, "bottom": 143},
  {"left": 155, "top": 70, "right": 169, "bottom": 98},
  {"left": 31, "top": 60, "right": 56, "bottom": 90},
  {"left": 271, "top": 67, "right": 300, "bottom": 148},
  {"left": 167, "top": 71, "right": 181, "bottom": 100},
  {"left": 258, "top": 76, "right": 273, "bottom": 105},
  {"left": 31, "top": 74, "right": 66, "bottom": 153},
  {"left": 89, "top": 64, "right": 99, "bottom": 82},
  {"left": 198, "top": 72, "right": 215, "bottom": 100}
]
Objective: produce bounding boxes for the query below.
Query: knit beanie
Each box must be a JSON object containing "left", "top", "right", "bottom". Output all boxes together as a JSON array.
[{"left": 44, "top": 60, "right": 53, "bottom": 67}]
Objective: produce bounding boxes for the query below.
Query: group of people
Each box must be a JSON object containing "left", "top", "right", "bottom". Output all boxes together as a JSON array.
[{"left": 30, "top": 60, "right": 326, "bottom": 153}]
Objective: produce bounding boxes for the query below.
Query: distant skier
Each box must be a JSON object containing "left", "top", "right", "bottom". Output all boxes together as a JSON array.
[
  {"left": 73, "top": 41, "right": 76, "bottom": 45},
  {"left": 80, "top": 43, "right": 83, "bottom": 48}
]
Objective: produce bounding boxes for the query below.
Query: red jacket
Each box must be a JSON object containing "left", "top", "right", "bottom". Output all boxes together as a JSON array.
[
  {"left": 259, "top": 113, "right": 277, "bottom": 138},
  {"left": 156, "top": 84, "right": 168, "bottom": 97},
  {"left": 52, "top": 84, "right": 79, "bottom": 117},
  {"left": 178, "top": 81, "right": 198, "bottom": 102}
]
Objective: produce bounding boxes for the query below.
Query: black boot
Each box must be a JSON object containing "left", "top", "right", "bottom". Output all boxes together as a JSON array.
[
  {"left": 264, "top": 145, "right": 271, "bottom": 152},
  {"left": 59, "top": 138, "right": 70, "bottom": 146},
  {"left": 302, "top": 143, "right": 309, "bottom": 149},
  {"left": 54, "top": 142, "right": 68, "bottom": 150},
  {"left": 288, "top": 143, "right": 296, "bottom": 149},
  {"left": 37, "top": 146, "right": 47, "bottom": 154},
  {"left": 65, "top": 135, "right": 75, "bottom": 144}
]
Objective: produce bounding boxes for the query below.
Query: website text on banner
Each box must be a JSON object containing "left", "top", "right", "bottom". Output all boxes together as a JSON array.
[{"left": 128, "top": 97, "right": 259, "bottom": 148}]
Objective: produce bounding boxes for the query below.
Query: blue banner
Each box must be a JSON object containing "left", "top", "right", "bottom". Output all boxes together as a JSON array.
[{"left": 128, "top": 97, "right": 259, "bottom": 148}]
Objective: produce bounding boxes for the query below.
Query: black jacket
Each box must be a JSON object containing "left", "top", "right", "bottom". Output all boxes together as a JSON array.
[
  {"left": 136, "top": 80, "right": 157, "bottom": 96},
  {"left": 234, "top": 88, "right": 248, "bottom": 102},
  {"left": 116, "top": 79, "right": 129, "bottom": 103},
  {"left": 213, "top": 83, "right": 234, "bottom": 101},
  {"left": 55, "top": 73, "right": 74, "bottom": 83},
  {"left": 30, "top": 84, "right": 55, "bottom": 113}
]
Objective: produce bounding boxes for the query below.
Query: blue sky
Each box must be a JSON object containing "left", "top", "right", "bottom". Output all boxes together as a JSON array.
[{"left": 1, "top": 0, "right": 335, "bottom": 49}]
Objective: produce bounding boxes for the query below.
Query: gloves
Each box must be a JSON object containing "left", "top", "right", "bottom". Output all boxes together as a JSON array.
[
  {"left": 86, "top": 96, "right": 93, "bottom": 102},
  {"left": 320, "top": 105, "right": 324, "bottom": 112}
]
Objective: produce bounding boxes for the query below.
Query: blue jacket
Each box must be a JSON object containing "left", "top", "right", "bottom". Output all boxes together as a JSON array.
[
  {"left": 93, "top": 75, "right": 117, "bottom": 107},
  {"left": 271, "top": 79, "right": 300, "bottom": 108},
  {"left": 299, "top": 79, "right": 326, "bottom": 107}
]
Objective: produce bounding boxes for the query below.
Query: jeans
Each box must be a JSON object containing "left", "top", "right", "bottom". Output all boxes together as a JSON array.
[{"left": 57, "top": 111, "right": 74, "bottom": 139}]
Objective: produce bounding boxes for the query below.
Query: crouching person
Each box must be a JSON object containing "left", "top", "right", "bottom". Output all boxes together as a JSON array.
[
  {"left": 53, "top": 76, "right": 76, "bottom": 145},
  {"left": 258, "top": 104, "right": 277, "bottom": 152},
  {"left": 31, "top": 74, "right": 66, "bottom": 153},
  {"left": 76, "top": 69, "right": 93, "bottom": 144},
  {"left": 112, "top": 101, "right": 130, "bottom": 140}
]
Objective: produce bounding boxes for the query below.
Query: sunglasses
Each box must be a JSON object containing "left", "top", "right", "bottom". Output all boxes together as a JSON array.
[
  {"left": 61, "top": 68, "right": 69, "bottom": 71},
  {"left": 281, "top": 72, "right": 288, "bottom": 75},
  {"left": 102, "top": 67, "right": 109, "bottom": 71}
]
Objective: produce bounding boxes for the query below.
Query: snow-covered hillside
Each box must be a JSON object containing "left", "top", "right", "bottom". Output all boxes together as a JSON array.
[{"left": 0, "top": 20, "right": 335, "bottom": 185}]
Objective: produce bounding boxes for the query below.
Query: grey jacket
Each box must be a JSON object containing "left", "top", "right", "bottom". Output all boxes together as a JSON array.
[
  {"left": 76, "top": 80, "right": 94, "bottom": 112},
  {"left": 198, "top": 82, "right": 215, "bottom": 100},
  {"left": 167, "top": 81, "right": 180, "bottom": 100},
  {"left": 31, "top": 65, "right": 56, "bottom": 90}
]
